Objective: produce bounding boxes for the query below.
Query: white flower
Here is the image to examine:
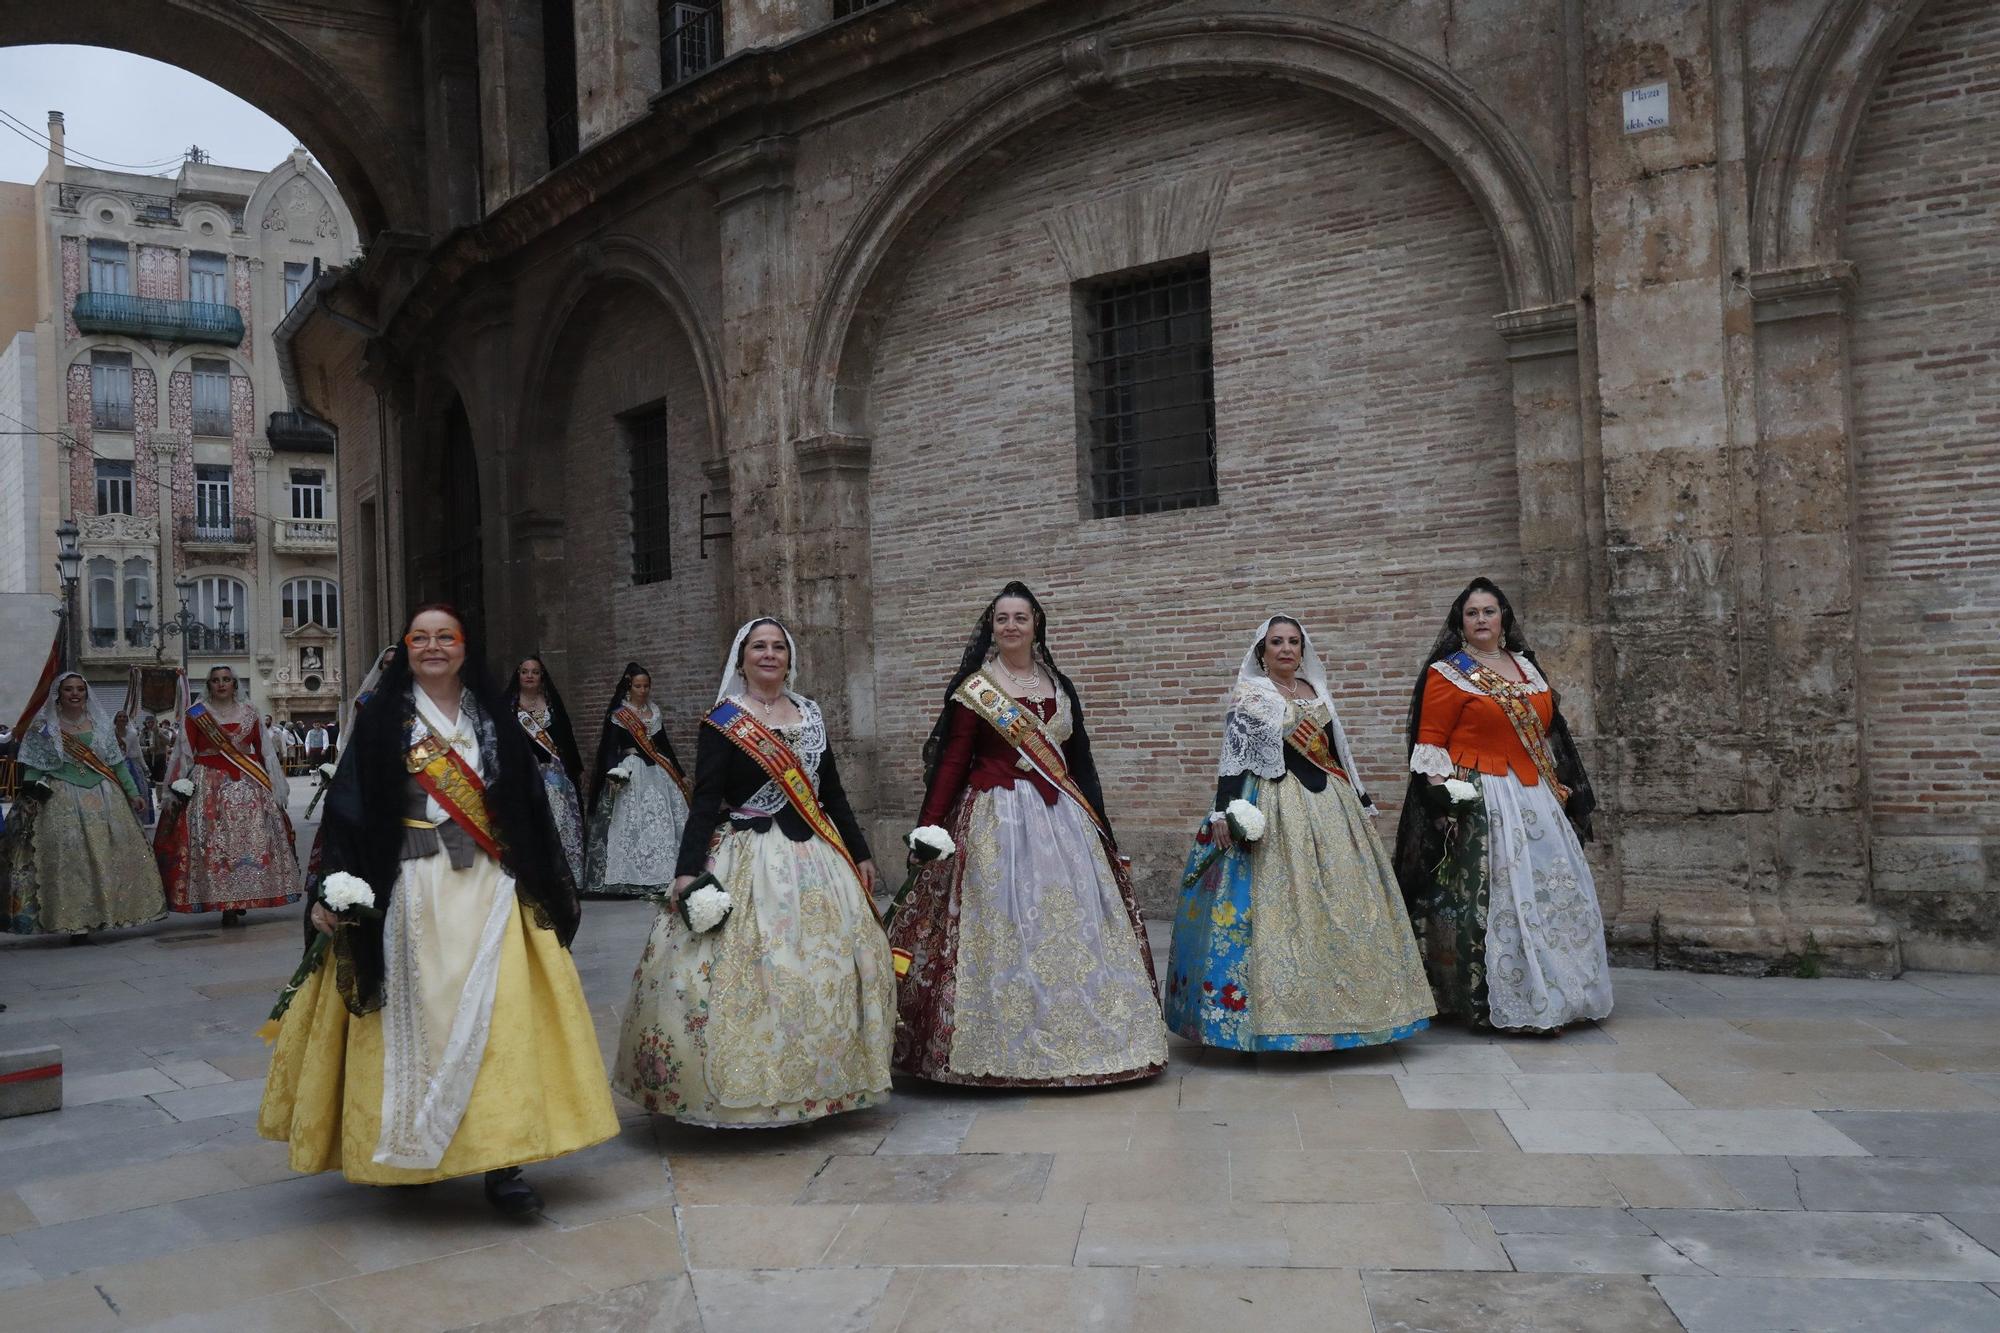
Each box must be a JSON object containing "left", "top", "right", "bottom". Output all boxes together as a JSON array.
[
  {"left": 1444, "top": 778, "right": 1480, "bottom": 806},
  {"left": 906, "top": 825, "right": 957, "bottom": 861},
  {"left": 1225, "top": 797, "right": 1267, "bottom": 842},
  {"left": 316, "top": 762, "right": 337, "bottom": 781},
  {"left": 684, "top": 884, "right": 733, "bottom": 933},
  {"left": 169, "top": 778, "right": 196, "bottom": 798},
  {"left": 321, "top": 871, "right": 376, "bottom": 913},
  {"left": 606, "top": 758, "right": 634, "bottom": 783}
]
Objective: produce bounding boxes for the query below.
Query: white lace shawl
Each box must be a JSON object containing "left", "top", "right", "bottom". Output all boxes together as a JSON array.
[
  {"left": 734, "top": 693, "right": 827, "bottom": 816},
  {"left": 18, "top": 673, "right": 122, "bottom": 775},
  {"left": 1218, "top": 617, "right": 1368, "bottom": 797}
]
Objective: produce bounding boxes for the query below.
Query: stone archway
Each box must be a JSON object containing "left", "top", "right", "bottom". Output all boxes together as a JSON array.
[{"left": 0, "top": 0, "right": 426, "bottom": 238}]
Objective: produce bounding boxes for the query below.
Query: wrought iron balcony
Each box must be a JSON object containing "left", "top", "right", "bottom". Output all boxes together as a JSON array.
[
  {"left": 73, "top": 292, "right": 245, "bottom": 347},
  {"left": 268, "top": 410, "right": 336, "bottom": 452},
  {"left": 177, "top": 514, "right": 255, "bottom": 548},
  {"left": 274, "top": 518, "right": 338, "bottom": 555}
]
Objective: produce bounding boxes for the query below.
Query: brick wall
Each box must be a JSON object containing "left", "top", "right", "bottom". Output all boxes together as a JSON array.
[
  {"left": 542, "top": 279, "right": 723, "bottom": 771},
  {"left": 1846, "top": 0, "right": 2000, "bottom": 959},
  {"left": 864, "top": 85, "right": 1518, "bottom": 904}
]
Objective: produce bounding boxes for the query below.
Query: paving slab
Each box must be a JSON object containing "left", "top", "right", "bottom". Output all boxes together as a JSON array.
[
  {"left": 1637, "top": 1208, "right": 2000, "bottom": 1281},
  {"left": 1363, "top": 1270, "right": 1685, "bottom": 1332},
  {"left": 1650, "top": 1276, "right": 2000, "bottom": 1332},
  {"left": 1817, "top": 1110, "right": 2000, "bottom": 1158}
]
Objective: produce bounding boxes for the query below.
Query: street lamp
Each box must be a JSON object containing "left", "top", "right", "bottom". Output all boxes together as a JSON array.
[
  {"left": 133, "top": 577, "right": 208, "bottom": 674},
  {"left": 53, "top": 518, "right": 81, "bottom": 670}
]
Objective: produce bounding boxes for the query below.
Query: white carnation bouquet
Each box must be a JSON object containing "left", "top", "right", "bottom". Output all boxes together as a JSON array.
[
  {"left": 260, "top": 871, "right": 381, "bottom": 1042},
  {"left": 1443, "top": 777, "right": 1480, "bottom": 806},
  {"left": 882, "top": 825, "right": 960, "bottom": 974},
  {"left": 668, "top": 872, "right": 734, "bottom": 934},
  {"left": 1421, "top": 774, "right": 1486, "bottom": 903},
  {"left": 169, "top": 777, "right": 196, "bottom": 799},
  {"left": 1183, "top": 796, "right": 1267, "bottom": 887},
  {"left": 606, "top": 755, "right": 641, "bottom": 785}
]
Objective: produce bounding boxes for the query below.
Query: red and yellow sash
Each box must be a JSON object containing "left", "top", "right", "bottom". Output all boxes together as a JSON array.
[
  {"left": 1285, "top": 711, "right": 1349, "bottom": 783},
  {"left": 186, "top": 701, "right": 273, "bottom": 792},
  {"left": 705, "top": 700, "right": 862, "bottom": 886},
  {"left": 617, "top": 706, "right": 691, "bottom": 797},
  {"left": 60, "top": 731, "right": 126, "bottom": 789},
  {"left": 1449, "top": 651, "right": 1569, "bottom": 803},
  {"left": 953, "top": 670, "right": 1111, "bottom": 841},
  {"left": 405, "top": 727, "right": 506, "bottom": 863}
]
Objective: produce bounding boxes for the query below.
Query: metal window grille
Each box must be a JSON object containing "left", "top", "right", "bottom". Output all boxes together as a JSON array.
[
  {"left": 662, "top": 2, "right": 721, "bottom": 83},
  {"left": 195, "top": 464, "right": 233, "bottom": 539},
  {"left": 627, "top": 404, "right": 672, "bottom": 585},
  {"left": 283, "top": 577, "right": 339, "bottom": 630},
  {"left": 544, "top": 0, "right": 580, "bottom": 166},
  {"left": 96, "top": 459, "right": 134, "bottom": 515},
  {"left": 88, "top": 240, "right": 130, "bottom": 295},
  {"left": 833, "top": 0, "right": 894, "bottom": 16},
  {"left": 1079, "top": 259, "right": 1218, "bottom": 519},
  {"left": 192, "top": 359, "right": 231, "bottom": 435},
  {"left": 91, "top": 353, "right": 133, "bottom": 431},
  {"left": 189, "top": 252, "right": 228, "bottom": 306},
  {"left": 290, "top": 469, "right": 326, "bottom": 519}
]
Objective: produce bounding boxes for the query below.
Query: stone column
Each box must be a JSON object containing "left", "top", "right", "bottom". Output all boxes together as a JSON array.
[
  {"left": 576, "top": 0, "right": 662, "bottom": 144},
  {"left": 1749, "top": 262, "right": 1896, "bottom": 971},
  {"left": 474, "top": 0, "right": 552, "bottom": 211},
  {"left": 417, "top": 0, "right": 488, "bottom": 230}
]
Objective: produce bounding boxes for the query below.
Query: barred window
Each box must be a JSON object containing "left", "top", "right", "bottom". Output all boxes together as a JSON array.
[
  {"left": 1077, "top": 257, "right": 1217, "bottom": 519},
  {"left": 626, "top": 402, "right": 671, "bottom": 585},
  {"left": 96, "top": 459, "right": 133, "bottom": 515}
]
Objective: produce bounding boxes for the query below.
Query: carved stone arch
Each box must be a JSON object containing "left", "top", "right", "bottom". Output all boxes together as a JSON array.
[
  {"left": 1749, "top": 0, "right": 1933, "bottom": 270},
  {"left": 800, "top": 12, "right": 1570, "bottom": 440},
  {"left": 243, "top": 155, "right": 359, "bottom": 253},
  {"left": 0, "top": 0, "right": 420, "bottom": 238},
  {"left": 66, "top": 338, "right": 168, "bottom": 384},
  {"left": 163, "top": 345, "right": 254, "bottom": 381},
  {"left": 516, "top": 234, "right": 725, "bottom": 470}
]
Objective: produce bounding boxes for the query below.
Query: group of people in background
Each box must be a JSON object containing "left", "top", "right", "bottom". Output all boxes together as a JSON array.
[{"left": 3, "top": 575, "right": 1611, "bottom": 1216}]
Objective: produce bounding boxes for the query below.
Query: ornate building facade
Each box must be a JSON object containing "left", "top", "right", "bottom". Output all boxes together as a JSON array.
[
  {"left": 0, "top": 119, "right": 358, "bottom": 723},
  {"left": 13, "top": 0, "right": 1987, "bottom": 971}
]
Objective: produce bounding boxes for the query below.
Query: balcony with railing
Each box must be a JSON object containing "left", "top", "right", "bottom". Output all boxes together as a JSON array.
[
  {"left": 186, "top": 624, "right": 248, "bottom": 655},
  {"left": 268, "top": 410, "right": 336, "bottom": 452},
  {"left": 177, "top": 513, "right": 255, "bottom": 550},
  {"left": 274, "top": 517, "right": 339, "bottom": 555},
  {"left": 73, "top": 292, "right": 245, "bottom": 347}
]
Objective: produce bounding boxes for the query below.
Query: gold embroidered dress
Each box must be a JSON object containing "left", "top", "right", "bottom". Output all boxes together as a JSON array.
[{"left": 1166, "top": 624, "right": 1432, "bottom": 1050}]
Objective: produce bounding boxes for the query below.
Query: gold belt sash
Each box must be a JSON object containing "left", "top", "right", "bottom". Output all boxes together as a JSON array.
[
  {"left": 187, "top": 701, "right": 273, "bottom": 792},
  {"left": 616, "top": 706, "right": 691, "bottom": 797},
  {"left": 704, "top": 700, "right": 864, "bottom": 888},
  {"left": 1451, "top": 651, "right": 1570, "bottom": 803},
  {"left": 952, "top": 670, "right": 1111, "bottom": 841},
  {"left": 404, "top": 729, "right": 506, "bottom": 863}
]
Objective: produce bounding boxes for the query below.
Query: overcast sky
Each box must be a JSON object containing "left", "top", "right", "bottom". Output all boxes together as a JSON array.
[{"left": 0, "top": 46, "right": 310, "bottom": 188}]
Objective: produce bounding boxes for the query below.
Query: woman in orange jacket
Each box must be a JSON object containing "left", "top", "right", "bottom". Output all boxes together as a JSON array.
[{"left": 1392, "top": 578, "right": 1612, "bottom": 1033}]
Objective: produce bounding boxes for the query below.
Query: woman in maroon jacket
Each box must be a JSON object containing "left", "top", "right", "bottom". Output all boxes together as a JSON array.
[{"left": 889, "top": 582, "right": 1166, "bottom": 1087}]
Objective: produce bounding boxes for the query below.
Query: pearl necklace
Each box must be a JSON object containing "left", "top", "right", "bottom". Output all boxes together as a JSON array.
[{"left": 990, "top": 656, "right": 1048, "bottom": 699}]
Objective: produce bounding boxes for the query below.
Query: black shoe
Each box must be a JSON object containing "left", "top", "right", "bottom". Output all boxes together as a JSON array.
[
  {"left": 483, "top": 1167, "right": 543, "bottom": 1218},
  {"left": 219, "top": 910, "right": 245, "bottom": 929},
  {"left": 67, "top": 933, "right": 91, "bottom": 946}
]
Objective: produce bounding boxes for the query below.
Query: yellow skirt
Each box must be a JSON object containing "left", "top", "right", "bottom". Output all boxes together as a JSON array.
[{"left": 258, "top": 899, "right": 619, "bottom": 1185}]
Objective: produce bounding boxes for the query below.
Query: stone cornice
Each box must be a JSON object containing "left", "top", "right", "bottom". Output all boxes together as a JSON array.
[
  {"left": 1749, "top": 261, "right": 1858, "bottom": 324},
  {"left": 795, "top": 434, "right": 872, "bottom": 478},
  {"left": 1493, "top": 302, "right": 1579, "bottom": 361}
]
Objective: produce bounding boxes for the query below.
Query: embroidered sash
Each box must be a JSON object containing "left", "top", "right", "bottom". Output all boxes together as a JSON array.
[
  {"left": 953, "top": 671, "right": 1111, "bottom": 840},
  {"left": 404, "top": 728, "right": 506, "bottom": 864},
  {"left": 60, "top": 731, "right": 125, "bottom": 788},
  {"left": 705, "top": 700, "right": 862, "bottom": 884},
  {"left": 186, "top": 702, "right": 273, "bottom": 792},
  {"left": 617, "top": 706, "right": 691, "bottom": 796},
  {"left": 1448, "top": 651, "right": 1570, "bottom": 803},
  {"left": 1284, "top": 712, "right": 1349, "bottom": 782},
  {"left": 517, "top": 707, "right": 563, "bottom": 766}
]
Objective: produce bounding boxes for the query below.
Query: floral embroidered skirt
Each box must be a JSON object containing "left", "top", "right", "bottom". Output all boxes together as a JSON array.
[
  {"left": 259, "top": 863, "right": 618, "bottom": 1184},
  {"left": 890, "top": 783, "right": 1168, "bottom": 1086},
  {"left": 1166, "top": 774, "right": 1433, "bottom": 1051},
  {"left": 154, "top": 768, "right": 302, "bottom": 913},
  {"left": 1406, "top": 771, "right": 1614, "bottom": 1032},
  {"left": 612, "top": 824, "right": 894, "bottom": 1126},
  {"left": 583, "top": 764, "right": 686, "bottom": 896},
  {"left": 1, "top": 781, "right": 165, "bottom": 935}
]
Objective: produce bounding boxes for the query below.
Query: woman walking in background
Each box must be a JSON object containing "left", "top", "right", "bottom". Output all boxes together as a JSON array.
[
  {"left": 1393, "top": 578, "right": 1612, "bottom": 1034},
  {"left": 582, "top": 663, "right": 690, "bottom": 898},
  {"left": 506, "top": 655, "right": 587, "bottom": 891}
]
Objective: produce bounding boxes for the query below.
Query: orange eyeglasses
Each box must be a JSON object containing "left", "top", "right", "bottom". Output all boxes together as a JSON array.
[{"left": 403, "top": 631, "right": 464, "bottom": 649}]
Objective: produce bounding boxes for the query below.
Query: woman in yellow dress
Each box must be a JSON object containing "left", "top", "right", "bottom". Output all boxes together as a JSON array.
[{"left": 259, "top": 604, "right": 617, "bottom": 1215}]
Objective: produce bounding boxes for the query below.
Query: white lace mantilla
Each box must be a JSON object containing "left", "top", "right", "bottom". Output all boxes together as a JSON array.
[{"left": 736, "top": 694, "right": 826, "bottom": 816}]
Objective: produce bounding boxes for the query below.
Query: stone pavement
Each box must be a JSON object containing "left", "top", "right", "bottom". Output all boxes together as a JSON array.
[{"left": 5, "top": 894, "right": 2000, "bottom": 1332}]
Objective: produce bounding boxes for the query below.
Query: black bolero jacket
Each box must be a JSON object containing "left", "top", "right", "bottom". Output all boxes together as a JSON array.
[{"left": 673, "top": 720, "right": 871, "bottom": 879}]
